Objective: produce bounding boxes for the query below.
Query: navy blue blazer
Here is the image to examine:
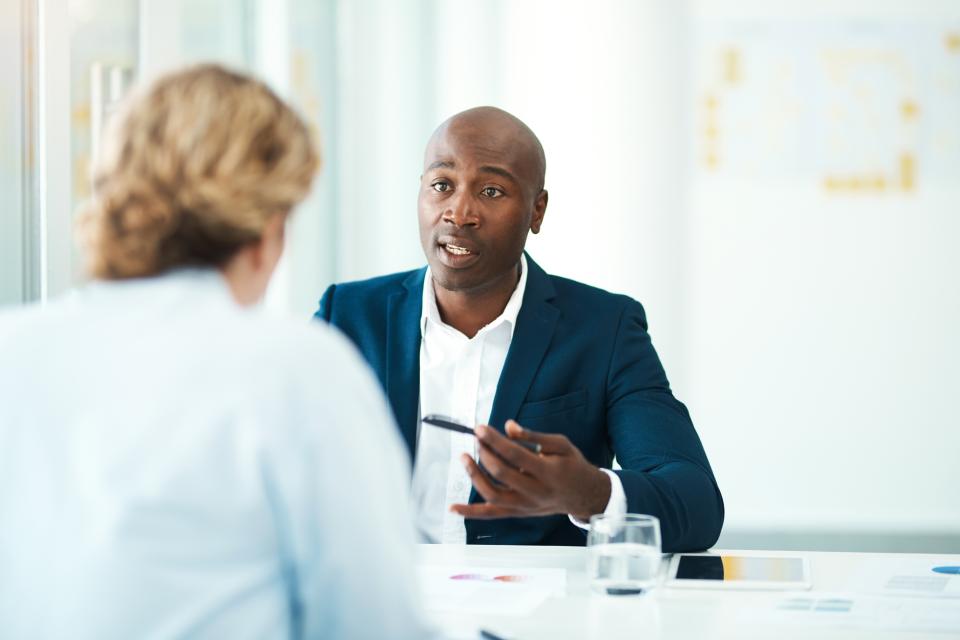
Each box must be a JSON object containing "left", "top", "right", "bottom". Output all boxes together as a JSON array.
[{"left": 315, "top": 255, "right": 724, "bottom": 551}]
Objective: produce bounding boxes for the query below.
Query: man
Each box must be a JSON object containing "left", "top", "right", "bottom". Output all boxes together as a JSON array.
[{"left": 316, "top": 107, "right": 723, "bottom": 551}]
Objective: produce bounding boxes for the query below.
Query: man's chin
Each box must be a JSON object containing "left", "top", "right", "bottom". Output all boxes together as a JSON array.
[{"left": 430, "top": 270, "right": 482, "bottom": 294}]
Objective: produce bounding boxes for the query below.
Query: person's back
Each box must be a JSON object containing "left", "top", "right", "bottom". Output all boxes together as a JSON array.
[
  {"left": 0, "top": 272, "right": 428, "bottom": 638},
  {"left": 0, "top": 64, "right": 432, "bottom": 639}
]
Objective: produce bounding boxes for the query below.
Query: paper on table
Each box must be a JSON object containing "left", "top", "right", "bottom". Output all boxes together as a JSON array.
[
  {"left": 418, "top": 565, "right": 566, "bottom": 617},
  {"left": 845, "top": 556, "right": 960, "bottom": 598},
  {"left": 743, "top": 592, "right": 960, "bottom": 634}
]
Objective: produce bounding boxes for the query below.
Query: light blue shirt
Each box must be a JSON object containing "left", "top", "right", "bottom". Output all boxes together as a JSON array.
[{"left": 0, "top": 270, "right": 434, "bottom": 639}]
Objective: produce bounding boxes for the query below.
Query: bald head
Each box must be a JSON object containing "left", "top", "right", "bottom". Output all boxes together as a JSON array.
[
  {"left": 425, "top": 106, "right": 546, "bottom": 194},
  {"left": 417, "top": 106, "right": 549, "bottom": 299}
]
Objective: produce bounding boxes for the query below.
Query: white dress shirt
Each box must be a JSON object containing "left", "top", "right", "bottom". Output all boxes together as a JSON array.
[
  {"left": 0, "top": 269, "right": 433, "bottom": 640},
  {"left": 411, "top": 255, "right": 626, "bottom": 544}
]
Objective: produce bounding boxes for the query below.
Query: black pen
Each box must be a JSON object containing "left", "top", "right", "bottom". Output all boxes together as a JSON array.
[{"left": 421, "top": 414, "right": 543, "bottom": 454}]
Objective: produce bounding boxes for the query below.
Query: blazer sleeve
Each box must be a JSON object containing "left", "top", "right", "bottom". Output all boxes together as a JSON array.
[
  {"left": 314, "top": 284, "right": 336, "bottom": 322},
  {"left": 606, "top": 299, "right": 725, "bottom": 552}
]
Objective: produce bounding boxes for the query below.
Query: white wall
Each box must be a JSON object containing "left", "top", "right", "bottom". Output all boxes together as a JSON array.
[{"left": 332, "top": 0, "right": 439, "bottom": 283}]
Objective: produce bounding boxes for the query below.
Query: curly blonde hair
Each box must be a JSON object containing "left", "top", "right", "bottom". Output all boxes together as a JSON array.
[{"left": 78, "top": 64, "right": 319, "bottom": 279}]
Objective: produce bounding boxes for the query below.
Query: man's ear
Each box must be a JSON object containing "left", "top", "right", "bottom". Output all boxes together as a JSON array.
[{"left": 530, "top": 189, "right": 548, "bottom": 234}]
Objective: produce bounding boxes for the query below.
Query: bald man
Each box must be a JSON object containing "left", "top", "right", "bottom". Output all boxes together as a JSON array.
[{"left": 315, "top": 107, "right": 724, "bottom": 551}]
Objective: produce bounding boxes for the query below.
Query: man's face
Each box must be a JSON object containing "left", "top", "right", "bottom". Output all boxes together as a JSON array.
[{"left": 418, "top": 122, "right": 546, "bottom": 294}]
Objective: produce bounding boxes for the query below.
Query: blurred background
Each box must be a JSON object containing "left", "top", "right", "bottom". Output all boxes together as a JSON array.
[{"left": 2, "top": 0, "right": 958, "bottom": 552}]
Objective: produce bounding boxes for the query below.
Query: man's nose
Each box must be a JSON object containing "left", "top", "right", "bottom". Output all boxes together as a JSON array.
[{"left": 442, "top": 193, "right": 479, "bottom": 228}]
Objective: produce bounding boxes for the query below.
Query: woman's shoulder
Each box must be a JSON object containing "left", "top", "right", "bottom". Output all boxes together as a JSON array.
[{"left": 229, "top": 312, "right": 377, "bottom": 392}]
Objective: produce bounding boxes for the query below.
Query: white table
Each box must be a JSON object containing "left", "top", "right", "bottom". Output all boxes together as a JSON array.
[{"left": 417, "top": 545, "right": 960, "bottom": 639}]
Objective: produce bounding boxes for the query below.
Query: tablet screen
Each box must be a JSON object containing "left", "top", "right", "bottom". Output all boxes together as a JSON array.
[{"left": 675, "top": 555, "right": 807, "bottom": 582}]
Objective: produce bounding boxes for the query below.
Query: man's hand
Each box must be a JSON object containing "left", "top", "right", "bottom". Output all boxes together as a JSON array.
[{"left": 449, "top": 420, "right": 611, "bottom": 522}]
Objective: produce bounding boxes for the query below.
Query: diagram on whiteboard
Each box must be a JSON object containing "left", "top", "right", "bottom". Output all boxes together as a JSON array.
[{"left": 694, "top": 20, "right": 960, "bottom": 193}]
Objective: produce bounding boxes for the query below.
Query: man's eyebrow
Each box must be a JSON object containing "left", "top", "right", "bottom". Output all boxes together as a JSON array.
[
  {"left": 426, "top": 160, "right": 454, "bottom": 171},
  {"left": 479, "top": 165, "right": 517, "bottom": 182}
]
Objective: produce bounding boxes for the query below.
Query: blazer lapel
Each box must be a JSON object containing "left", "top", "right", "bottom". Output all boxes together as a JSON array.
[
  {"left": 386, "top": 269, "right": 425, "bottom": 460},
  {"left": 487, "top": 255, "right": 560, "bottom": 433}
]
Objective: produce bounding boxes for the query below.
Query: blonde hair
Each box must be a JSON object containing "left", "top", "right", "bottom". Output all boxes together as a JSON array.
[{"left": 78, "top": 64, "right": 319, "bottom": 279}]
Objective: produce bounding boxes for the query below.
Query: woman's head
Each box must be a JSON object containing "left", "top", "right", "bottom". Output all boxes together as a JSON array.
[{"left": 78, "top": 64, "right": 319, "bottom": 301}]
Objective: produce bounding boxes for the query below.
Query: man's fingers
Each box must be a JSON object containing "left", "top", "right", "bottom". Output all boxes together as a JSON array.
[
  {"left": 460, "top": 455, "right": 505, "bottom": 502},
  {"left": 461, "top": 454, "right": 539, "bottom": 511},
  {"left": 477, "top": 444, "right": 543, "bottom": 497},
  {"left": 505, "top": 420, "right": 572, "bottom": 455},
  {"left": 475, "top": 424, "right": 542, "bottom": 472},
  {"left": 460, "top": 454, "right": 518, "bottom": 506}
]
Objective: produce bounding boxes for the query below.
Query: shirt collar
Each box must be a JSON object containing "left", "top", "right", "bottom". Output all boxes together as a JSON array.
[
  {"left": 420, "top": 253, "right": 529, "bottom": 339},
  {"left": 79, "top": 267, "right": 235, "bottom": 307}
]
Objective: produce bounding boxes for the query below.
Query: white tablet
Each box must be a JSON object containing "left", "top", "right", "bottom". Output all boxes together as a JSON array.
[{"left": 665, "top": 553, "right": 812, "bottom": 590}]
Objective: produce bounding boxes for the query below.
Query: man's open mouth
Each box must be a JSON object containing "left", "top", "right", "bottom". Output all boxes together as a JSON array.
[{"left": 443, "top": 243, "right": 472, "bottom": 256}]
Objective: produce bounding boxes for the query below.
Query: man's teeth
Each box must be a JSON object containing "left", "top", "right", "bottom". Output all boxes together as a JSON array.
[{"left": 445, "top": 244, "right": 471, "bottom": 255}]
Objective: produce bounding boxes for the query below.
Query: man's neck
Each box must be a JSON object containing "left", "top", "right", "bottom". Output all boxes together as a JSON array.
[{"left": 433, "top": 265, "right": 521, "bottom": 339}]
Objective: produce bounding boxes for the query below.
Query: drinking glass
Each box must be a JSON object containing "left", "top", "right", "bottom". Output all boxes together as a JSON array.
[{"left": 587, "top": 513, "right": 662, "bottom": 596}]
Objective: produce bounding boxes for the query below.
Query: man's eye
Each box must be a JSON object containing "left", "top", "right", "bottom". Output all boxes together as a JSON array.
[
  {"left": 482, "top": 187, "right": 503, "bottom": 198},
  {"left": 432, "top": 182, "right": 450, "bottom": 193}
]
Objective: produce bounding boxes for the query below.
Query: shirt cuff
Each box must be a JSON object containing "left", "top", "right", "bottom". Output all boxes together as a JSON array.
[{"left": 568, "top": 468, "right": 627, "bottom": 530}]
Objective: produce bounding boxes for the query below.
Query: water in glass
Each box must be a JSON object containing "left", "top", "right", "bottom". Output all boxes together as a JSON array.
[
  {"left": 588, "top": 542, "right": 661, "bottom": 595},
  {"left": 587, "top": 514, "right": 661, "bottom": 596}
]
